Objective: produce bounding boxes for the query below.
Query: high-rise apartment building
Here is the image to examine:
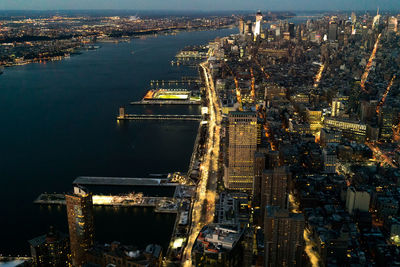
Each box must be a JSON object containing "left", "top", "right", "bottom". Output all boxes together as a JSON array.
[
  {"left": 227, "top": 111, "right": 258, "bottom": 191},
  {"left": 328, "top": 21, "right": 338, "bottom": 41},
  {"left": 261, "top": 167, "right": 290, "bottom": 211},
  {"left": 66, "top": 186, "right": 94, "bottom": 267},
  {"left": 264, "top": 206, "right": 305, "bottom": 267},
  {"left": 253, "top": 152, "right": 266, "bottom": 207}
]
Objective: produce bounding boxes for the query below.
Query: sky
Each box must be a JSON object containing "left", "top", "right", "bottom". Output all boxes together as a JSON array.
[{"left": 0, "top": 0, "right": 398, "bottom": 11}]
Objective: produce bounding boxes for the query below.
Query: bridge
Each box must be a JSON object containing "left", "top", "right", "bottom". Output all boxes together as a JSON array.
[{"left": 117, "top": 114, "right": 202, "bottom": 121}]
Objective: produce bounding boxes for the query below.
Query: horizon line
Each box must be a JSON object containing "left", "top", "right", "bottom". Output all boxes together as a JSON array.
[{"left": 0, "top": 9, "right": 399, "bottom": 12}]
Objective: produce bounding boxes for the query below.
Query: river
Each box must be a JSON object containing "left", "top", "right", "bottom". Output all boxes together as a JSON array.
[{"left": 0, "top": 27, "right": 236, "bottom": 255}]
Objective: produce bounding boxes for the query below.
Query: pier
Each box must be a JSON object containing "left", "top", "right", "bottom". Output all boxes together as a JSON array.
[
  {"left": 149, "top": 79, "right": 199, "bottom": 87},
  {"left": 34, "top": 193, "right": 179, "bottom": 213},
  {"left": 117, "top": 113, "right": 202, "bottom": 121},
  {"left": 130, "top": 100, "right": 201, "bottom": 105},
  {"left": 73, "top": 176, "right": 177, "bottom": 187}
]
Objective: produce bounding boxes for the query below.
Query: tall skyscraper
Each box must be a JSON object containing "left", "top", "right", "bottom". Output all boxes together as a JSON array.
[
  {"left": 238, "top": 18, "right": 245, "bottom": 35},
  {"left": 66, "top": 186, "right": 94, "bottom": 267},
  {"left": 253, "top": 152, "right": 266, "bottom": 207},
  {"left": 351, "top": 12, "right": 357, "bottom": 24},
  {"left": 372, "top": 8, "right": 381, "bottom": 29},
  {"left": 261, "top": 167, "right": 290, "bottom": 212},
  {"left": 254, "top": 10, "right": 263, "bottom": 37},
  {"left": 388, "top": 16, "right": 398, "bottom": 32},
  {"left": 244, "top": 20, "right": 252, "bottom": 35},
  {"left": 328, "top": 21, "right": 338, "bottom": 41},
  {"left": 288, "top": 23, "right": 295, "bottom": 38},
  {"left": 264, "top": 206, "right": 305, "bottom": 267},
  {"left": 227, "top": 111, "right": 258, "bottom": 191}
]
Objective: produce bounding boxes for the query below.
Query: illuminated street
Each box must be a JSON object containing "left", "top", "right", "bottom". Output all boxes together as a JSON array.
[
  {"left": 365, "top": 142, "right": 398, "bottom": 168},
  {"left": 182, "top": 59, "right": 222, "bottom": 266}
]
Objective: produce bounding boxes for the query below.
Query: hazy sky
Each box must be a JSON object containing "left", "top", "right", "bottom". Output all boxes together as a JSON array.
[{"left": 0, "top": 0, "right": 398, "bottom": 11}]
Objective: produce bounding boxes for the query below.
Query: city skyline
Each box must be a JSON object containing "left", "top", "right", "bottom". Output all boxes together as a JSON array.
[
  {"left": 0, "top": 0, "right": 399, "bottom": 11},
  {"left": 1, "top": 4, "right": 400, "bottom": 267}
]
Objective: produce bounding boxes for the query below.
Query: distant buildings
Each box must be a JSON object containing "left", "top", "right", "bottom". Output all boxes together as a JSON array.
[
  {"left": 29, "top": 227, "right": 70, "bottom": 267},
  {"left": 227, "top": 111, "right": 258, "bottom": 191},
  {"left": 264, "top": 206, "right": 305, "bottom": 267},
  {"left": 66, "top": 186, "right": 94, "bottom": 266}
]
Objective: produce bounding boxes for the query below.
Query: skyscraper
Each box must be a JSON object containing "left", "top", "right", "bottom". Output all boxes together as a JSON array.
[
  {"left": 264, "top": 206, "right": 305, "bottom": 267},
  {"left": 253, "top": 152, "right": 266, "bottom": 207},
  {"left": 351, "top": 12, "right": 357, "bottom": 24},
  {"left": 66, "top": 186, "right": 94, "bottom": 267},
  {"left": 254, "top": 10, "right": 263, "bottom": 37},
  {"left": 261, "top": 167, "right": 290, "bottom": 212},
  {"left": 388, "top": 16, "right": 398, "bottom": 33},
  {"left": 328, "top": 21, "right": 338, "bottom": 41},
  {"left": 238, "top": 18, "right": 245, "bottom": 35},
  {"left": 244, "top": 20, "right": 252, "bottom": 35},
  {"left": 372, "top": 8, "right": 381, "bottom": 29},
  {"left": 227, "top": 111, "right": 258, "bottom": 191}
]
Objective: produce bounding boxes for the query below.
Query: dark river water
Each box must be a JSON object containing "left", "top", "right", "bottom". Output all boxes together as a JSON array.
[{"left": 0, "top": 27, "right": 236, "bottom": 255}]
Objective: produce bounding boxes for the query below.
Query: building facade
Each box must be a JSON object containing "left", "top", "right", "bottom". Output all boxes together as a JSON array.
[
  {"left": 264, "top": 206, "right": 305, "bottom": 267},
  {"left": 227, "top": 111, "right": 258, "bottom": 191},
  {"left": 29, "top": 227, "right": 70, "bottom": 267},
  {"left": 66, "top": 186, "right": 94, "bottom": 266}
]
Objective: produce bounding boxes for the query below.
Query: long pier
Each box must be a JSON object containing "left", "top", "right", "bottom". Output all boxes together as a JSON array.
[
  {"left": 34, "top": 193, "right": 179, "bottom": 213},
  {"left": 117, "top": 114, "right": 202, "bottom": 121},
  {"left": 150, "top": 79, "right": 199, "bottom": 87},
  {"left": 73, "top": 176, "right": 177, "bottom": 187},
  {"left": 130, "top": 100, "right": 201, "bottom": 105}
]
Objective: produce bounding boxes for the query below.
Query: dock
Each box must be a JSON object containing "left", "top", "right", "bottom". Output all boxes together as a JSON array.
[
  {"left": 149, "top": 79, "right": 200, "bottom": 87},
  {"left": 130, "top": 100, "right": 201, "bottom": 105},
  {"left": 73, "top": 176, "right": 177, "bottom": 187},
  {"left": 34, "top": 193, "right": 180, "bottom": 213},
  {"left": 117, "top": 114, "right": 202, "bottom": 121}
]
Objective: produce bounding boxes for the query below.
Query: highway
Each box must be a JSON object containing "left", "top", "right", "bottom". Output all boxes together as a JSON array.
[{"left": 182, "top": 59, "right": 222, "bottom": 266}]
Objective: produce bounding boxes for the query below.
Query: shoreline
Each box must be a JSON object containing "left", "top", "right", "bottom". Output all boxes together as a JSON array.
[{"left": 0, "top": 25, "right": 235, "bottom": 70}]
